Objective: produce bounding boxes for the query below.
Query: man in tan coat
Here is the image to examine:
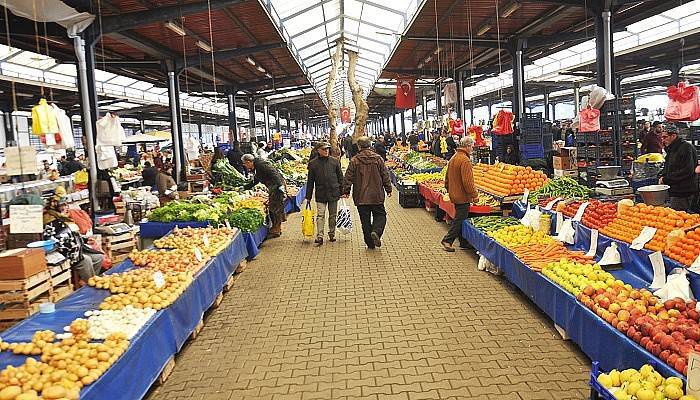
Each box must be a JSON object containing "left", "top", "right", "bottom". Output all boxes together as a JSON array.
[{"left": 441, "top": 136, "right": 478, "bottom": 252}]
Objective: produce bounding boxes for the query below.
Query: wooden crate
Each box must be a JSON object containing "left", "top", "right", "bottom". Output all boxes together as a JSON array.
[
  {"left": 157, "top": 356, "right": 176, "bottom": 385},
  {"left": 0, "top": 270, "right": 53, "bottom": 324},
  {"left": 102, "top": 231, "right": 137, "bottom": 264}
]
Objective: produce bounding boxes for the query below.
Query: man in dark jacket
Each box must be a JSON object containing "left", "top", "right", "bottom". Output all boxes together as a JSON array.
[
  {"left": 226, "top": 143, "right": 246, "bottom": 175},
  {"left": 306, "top": 142, "right": 343, "bottom": 245},
  {"left": 373, "top": 136, "right": 387, "bottom": 161},
  {"left": 407, "top": 132, "right": 419, "bottom": 150},
  {"left": 61, "top": 151, "right": 85, "bottom": 176},
  {"left": 642, "top": 122, "right": 663, "bottom": 154},
  {"left": 342, "top": 135, "right": 354, "bottom": 159},
  {"left": 141, "top": 161, "right": 158, "bottom": 188},
  {"left": 342, "top": 136, "right": 392, "bottom": 250},
  {"left": 242, "top": 154, "right": 286, "bottom": 238},
  {"left": 660, "top": 125, "right": 698, "bottom": 211}
]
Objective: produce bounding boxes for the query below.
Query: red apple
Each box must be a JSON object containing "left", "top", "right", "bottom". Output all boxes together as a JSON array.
[
  {"left": 641, "top": 336, "right": 651, "bottom": 347},
  {"left": 583, "top": 285, "right": 594, "bottom": 296},
  {"left": 654, "top": 332, "right": 666, "bottom": 344},
  {"left": 660, "top": 350, "right": 671, "bottom": 362},
  {"left": 672, "top": 331, "right": 686, "bottom": 342},
  {"left": 633, "top": 332, "right": 643, "bottom": 343},
  {"left": 599, "top": 298, "right": 611, "bottom": 309},
  {"left": 675, "top": 357, "right": 687, "bottom": 373},
  {"left": 668, "top": 353, "right": 680, "bottom": 365},
  {"left": 645, "top": 340, "right": 655, "bottom": 353},
  {"left": 661, "top": 335, "right": 675, "bottom": 350},
  {"left": 665, "top": 299, "right": 677, "bottom": 310},
  {"left": 617, "top": 321, "right": 629, "bottom": 332}
]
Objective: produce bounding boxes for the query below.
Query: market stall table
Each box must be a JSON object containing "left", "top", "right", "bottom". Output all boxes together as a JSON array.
[{"left": 0, "top": 229, "right": 248, "bottom": 400}]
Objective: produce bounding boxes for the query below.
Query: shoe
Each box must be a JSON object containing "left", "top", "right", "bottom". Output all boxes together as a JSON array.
[
  {"left": 370, "top": 232, "right": 382, "bottom": 248},
  {"left": 266, "top": 232, "right": 281, "bottom": 240},
  {"left": 328, "top": 234, "right": 336, "bottom": 242},
  {"left": 314, "top": 237, "right": 323, "bottom": 245},
  {"left": 367, "top": 246, "right": 376, "bottom": 250},
  {"left": 441, "top": 241, "right": 456, "bottom": 252}
]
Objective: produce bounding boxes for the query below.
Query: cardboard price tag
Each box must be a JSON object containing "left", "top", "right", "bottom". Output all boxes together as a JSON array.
[
  {"left": 649, "top": 251, "right": 666, "bottom": 290},
  {"left": 688, "top": 352, "right": 700, "bottom": 397},
  {"left": 586, "top": 229, "right": 599, "bottom": 257},
  {"left": 630, "top": 226, "right": 657, "bottom": 250},
  {"left": 202, "top": 234, "right": 210, "bottom": 247},
  {"left": 572, "top": 202, "right": 589, "bottom": 222},
  {"left": 153, "top": 271, "right": 165, "bottom": 289},
  {"left": 555, "top": 212, "right": 563, "bottom": 234},
  {"left": 194, "top": 247, "right": 204, "bottom": 262},
  {"left": 224, "top": 220, "right": 231, "bottom": 229},
  {"left": 521, "top": 188, "right": 529, "bottom": 204}
]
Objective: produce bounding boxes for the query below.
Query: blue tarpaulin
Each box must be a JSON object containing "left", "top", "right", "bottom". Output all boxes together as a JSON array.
[
  {"left": 460, "top": 221, "right": 682, "bottom": 379},
  {"left": 242, "top": 225, "right": 268, "bottom": 260},
  {"left": 0, "top": 231, "right": 248, "bottom": 400}
]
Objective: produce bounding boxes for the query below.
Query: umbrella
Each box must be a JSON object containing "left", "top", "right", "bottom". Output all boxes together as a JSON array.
[
  {"left": 146, "top": 130, "right": 172, "bottom": 140},
  {"left": 122, "top": 133, "right": 168, "bottom": 144}
]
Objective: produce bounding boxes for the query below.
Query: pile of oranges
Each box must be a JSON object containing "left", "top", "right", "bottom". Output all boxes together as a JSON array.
[
  {"left": 666, "top": 227, "right": 700, "bottom": 266},
  {"left": 600, "top": 204, "right": 700, "bottom": 252},
  {"left": 473, "top": 163, "right": 548, "bottom": 196}
]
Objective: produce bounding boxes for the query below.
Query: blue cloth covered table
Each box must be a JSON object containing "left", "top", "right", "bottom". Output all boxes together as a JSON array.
[
  {"left": 0, "top": 231, "right": 249, "bottom": 400},
  {"left": 139, "top": 221, "right": 211, "bottom": 238},
  {"left": 284, "top": 185, "right": 307, "bottom": 214},
  {"left": 460, "top": 220, "right": 682, "bottom": 379},
  {"left": 242, "top": 225, "right": 268, "bottom": 260}
]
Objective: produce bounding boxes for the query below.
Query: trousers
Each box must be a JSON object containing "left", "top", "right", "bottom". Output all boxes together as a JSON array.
[
  {"left": 316, "top": 200, "right": 338, "bottom": 238},
  {"left": 670, "top": 195, "right": 696, "bottom": 212},
  {"left": 442, "top": 203, "right": 470, "bottom": 245},
  {"left": 75, "top": 252, "right": 104, "bottom": 281},
  {"left": 357, "top": 204, "right": 387, "bottom": 248}
]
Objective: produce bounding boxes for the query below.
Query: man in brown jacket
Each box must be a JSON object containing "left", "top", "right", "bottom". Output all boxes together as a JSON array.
[
  {"left": 342, "top": 136, "right": 393, "bottom": 249},
  {"left": 441, "top": 136, "right": 478, "bottom": 252}
]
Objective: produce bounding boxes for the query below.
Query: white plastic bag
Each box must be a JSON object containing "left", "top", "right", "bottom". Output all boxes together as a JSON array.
[
  {"left": 653, "top": 269, "right": 694, "bottom": 302},
  {"left": 520, "top": 205, "right": 541, "bottom": 230},
  {"left": 96, "top": 113, "right": 126, "bottom": 146},
  {"left": 336, "top": 198, "right": 352, "bottom": 235},
  {"left": 478, "top": 254, "right": 502, "bottom": 275},
  {"left": 96, "top": 145, "right": 117, "bottom": 169},
  {"left": 588, "top": 85, "right": 615, "bottom": 110},
  {"left": 52, "top": 104, "right": 74, "bottom": 149},
  {"left": 185, "top": 136, "right": 200, "bottom": 160},
  {"left": 599, "top": 242, "right": 621, "bottom": 266}
]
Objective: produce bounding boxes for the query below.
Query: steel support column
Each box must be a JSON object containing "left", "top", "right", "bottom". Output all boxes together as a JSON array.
[
  {"left": 456, "top": 71, "right": 465, "bottom": 121},
  {"left": 551, "top": 102, "right": 557, "bottom": 121},
  {"left": 197, "top": 123, "right": 202, "bottom": 144},
  {"left": 74, "top": 35, "right": 99, "bottom": 211},
  {"left": 411, "top": 107, "right": 417, "bottom": 124},
  {"left": 227, "top": 91, "right": 238, "bottom": 144},
  {"left": 434, "top": 85, "right": 442, "bottom": 118},
  {"left": 512, "top": 47, "right": 525, "bottom": 119},
  {"left": 543, "top": 87, "right": 550, "bottom": 121},
  {"left": 400, "top": 110, "right": 406, "bottom": 135},
  {"left": 470, "top": 99, "right": 475, "bottom": 125},
  {"left": 286, "top": 111, "right": 291, "bottom": 133},
  {"left": 139, "top": 119, "right": 146, "bottom": 134},
  {"left": 422, "top": 94, "right": 428, "bottom": 120},
  {"left": 574, "top": 84, "right": 581, "bottom": 114},
  {"left": 275, "top": 109, "right": 281, "bottom": 132},
  {"left": 263, "top": 100, "right": 270, "bottom": 141},
  {"left": 167, "top": 70, "right": 184, "bottom": 182},
  {"left": 602, "top": 10, "right": 613, "bottom": 93},
  {"left": 248, "top": 97, "right": 256, "bottom": 141}
]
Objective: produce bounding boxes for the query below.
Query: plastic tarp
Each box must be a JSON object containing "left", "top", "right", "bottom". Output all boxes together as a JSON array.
[
  {"left": 460, "top": 221, "right": 682, "bottom": 379},
  {"left": 0, "top": 231, "right": 248, "bottom": 399},
  {"left": 139, "top": 221, "right": 211, "bottom": 238},
  {"left": 242, "top": 225, "right": 268, "bottom": 260}
]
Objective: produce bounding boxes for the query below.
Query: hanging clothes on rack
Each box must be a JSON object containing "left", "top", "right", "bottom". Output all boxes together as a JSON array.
[{"left": 31, "top": 98, "right": 59, "bottom": 135}]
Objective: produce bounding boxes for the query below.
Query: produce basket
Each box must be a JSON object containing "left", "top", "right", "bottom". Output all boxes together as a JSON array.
[{"left": 589, "top": 361, "right": 616, "bottom": 400}]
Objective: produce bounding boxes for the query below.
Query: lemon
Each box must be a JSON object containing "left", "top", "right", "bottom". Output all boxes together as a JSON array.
[
  {"left": 665, "top": 385, "right": 684, "bottom": 400},
  {"left": 666, "top": 377, "right": 684, "bottom": 388},
  {"left": 598, "top": 373, "right": 613, "bottom": 388}
]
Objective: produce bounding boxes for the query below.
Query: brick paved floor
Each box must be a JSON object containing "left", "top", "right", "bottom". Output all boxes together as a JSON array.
[{"left": 147, "top": 196, "right": 591, "bottom": 400}]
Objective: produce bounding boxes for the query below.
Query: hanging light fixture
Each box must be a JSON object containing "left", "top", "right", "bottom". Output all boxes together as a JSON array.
[
  {"left": 476, "top": 23, "right": 492, "bottom": 36},
  {"left": 500, "top": 1, "right": 521, "bottom": 18},
  {"left": 246, "top": 57, "right": 256, "bottom": 66},
  {"left": 257, "top": 66, "right": 267, "bottom": 73},
  {"left": 164, "top": 21, "right": 186, "bottom": 36},
  {"left": 196, "top": 41, "right": 212, "bottom": 52}
]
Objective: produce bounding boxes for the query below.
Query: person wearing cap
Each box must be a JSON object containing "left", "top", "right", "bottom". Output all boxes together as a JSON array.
[
  {"left": 242, "top": 154, "right": 287, "bottom": 238},
  {"left": 342, "top": 136, "right": 392, "bottom": 250},
  {"left": 374, "top": 135, "right": 387, "bottom": 161},
  {"left": 660, "top": 124, "right": 699, "bottom": 211},
  {"left": 641, "top": 121, "right": 663, "bottom": 154},
  {"left": 305, "top": 142, "right": 343, "bottom": 245}
]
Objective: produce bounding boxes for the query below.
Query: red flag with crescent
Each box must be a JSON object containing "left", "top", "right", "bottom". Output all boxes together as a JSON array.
[
  {"left": 340, "top": 107, "right": 351, "bottom": 123},
  {"left": 395, "top": 77, "right": 416, "bottom": 109}
]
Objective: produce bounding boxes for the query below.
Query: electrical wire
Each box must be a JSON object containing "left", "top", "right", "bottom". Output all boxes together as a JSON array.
[
  {"left": 30, "top": 0, "right": 44, "bottom": 97},
  {"left": 494, "top": 0, "right": 504, "bottom": 105}
]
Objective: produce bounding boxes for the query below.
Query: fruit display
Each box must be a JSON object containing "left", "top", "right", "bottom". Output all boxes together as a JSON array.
[
  {"left": 487, "top": 224, "right": 555, "bottom": 248},
  {"left": 581, "top": 200, "right": 618, "bottom": 230},
  {"left": 473, "top": 163, "right": 548, "bottom": 196},
  {"left": 527, "top": 177, "right": 592, "bottom": 204},
  {"left": 405, "top": 170, "right": 444, "bottom": 184},
  {"left": 88, "top": 268, "right": 194, "bottom": 310},
  {"left": 470, "top": 216, "right": 521, "bottom": 232},
  {"left": 541, "top": 260, "right": 615, "bottom": 295},
  {"left": 129, "top": 248, "right": 207, "bottom": 272},
  {"left": 666, "top": 227, "right": 700, "bottom": 266},
  {"left": 596, "top": 364, "right": 694, "bottom": 400},
  {"left": 513, "top": 244, "right": 595, "bottom": 272},
  {"left": 474, "top": 192, "right": 499, "bottom": 207},
  {"left": 0, "top": 320, "right": 129, "bottom": 398},
  {"left": 601, "top": 204, "right": 700, "bottom": 252},
  {"left": 561, "top": 200, "right": 585, "bottom": 218},
  {"left": 84, "top": 306, "right": 156, "bottom": 340},
  {"left": 223, "top": 207, "right": 266, "bottom": 232},
  {"left": 154, "top": 226, "right": 234, "bottom": 255},
  {"left": 273, "top": 160, "right": 307, "bottom": 185}
]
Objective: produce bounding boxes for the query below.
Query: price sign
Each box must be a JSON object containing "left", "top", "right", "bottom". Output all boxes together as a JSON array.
[
  {"left": 194, "top": 247, "right": 204, "bottom": 262},
  {"left": 153, "top": 271, "right": 166, "bottom": 289},
  {"left": 649, "top": 251, "right": 666, "bottom": 290},
  {"left": 586, "top": 229, "right": 599, "bottom": 257},
  {"left": 631, "top": 226, "right": 657, "bottom": 250},
  {"left": 572, "top": 202, "right": 589, "bottom": 222},
  {"left": 224, "top": 220, "right": 231, "bottom": 229},
  {"left": 521, "top": 188, "right": 529, "bottom": 204},
  {"left": 9, "top": 205, "right": 44, "bottom": 233},
  {"left": 202, "top": 234, "right": 210, "bottom": 247},
  {"left": 555, "top": 212, "right": 563, "bottom": 234},
  {"left": 687, "top": 352, "right": 700, "bottom": 397},
  {"left": 690, "top": 253, "right": 700, "bottom": 274}
]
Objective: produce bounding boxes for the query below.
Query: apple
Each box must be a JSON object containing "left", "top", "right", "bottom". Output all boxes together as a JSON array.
[
  {"left": 669, "top": 309, "right": 682, "bottom": 318},
  {"left": 679, "top": 344, "right": 693, "bottom": 357},
  {"left": 653, "top": 332, "right": 666, "bottom": 344},
  {"left": 668, "top": 353, "right": 680, "bottom": 365},
  {"left": 641, "top": 336, "right": 651, "bottom": 347},
  {"left": 633, "top": 331, "right": 643, "bottom": 343},
  {"left": 674, "top": 357, "right": 687, "bottom": 373},
  {"left": 671, "top": 331, "right": 686, "bottom": 342},
  {"left": 674, "top": 298, "right": 687, "bottom": 311},
  {"left": 618, "top": 310, "right": 631, "bottom": 322},
  {"left": 627, "top": 326, "right": 637, "bottom": 338},
  {"left": 583, "top": 285, "right": 595, "bottom": 296},
  {"left": 688, "top": 309, "right": 700, "bottom": 322},
  {"left": 609, "top": 303, "right": 621, "bottom": 314},
  {"left": 660, "top": 350, "right": 671, "bottom": 362},
  {"left": 686, "top": 327, "right": 700, "bottom": 341},
  {"left": 617, "top": 321, "right": 629, "bottom": 332},
  {"left": 599, "top": 297, "right": 611, "bottom": 309},
  {"left": 645, "top": 340, "right": 654, "bottom": 353},
  {"left": 661, "top": 335, "right": 674, "bottom": 350}
]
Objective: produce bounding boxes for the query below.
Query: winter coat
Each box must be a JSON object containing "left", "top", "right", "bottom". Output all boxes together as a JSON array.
[
  {"left": 342, "top": 149, "right": 392, "bottom": 205},
  {"left": 373, "top": 142, "right": 387, "bottom": 160},
  {"left": 661, "top": 138, "right": 698, "bottom": 196},
  {"left": 306, "top": 156, "right": 343, "bottom": 203},
  {"left": 445, "top": 148, "right": 478, "bottom": 205},
  {"left": 244, "top": 158, "right": 284, "bottom": 191}
]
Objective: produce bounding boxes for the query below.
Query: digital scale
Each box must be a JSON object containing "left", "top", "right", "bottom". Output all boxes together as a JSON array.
[
  {"left": 594, "top": 166, "right": 633, "bottom": 196},
  {"left": 94, "top": 223, "right": 133, "bottom": 235},
  {"left": 45, "top": 250, "right": 66, "bottom": 266}
]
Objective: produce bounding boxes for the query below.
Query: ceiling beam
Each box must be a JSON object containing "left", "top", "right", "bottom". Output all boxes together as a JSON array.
[
  {"left": 526, "top": 0, "right": 589, "bottom": 7},
  {"left": 100, "top": 0, "right": 245, "bottom": 34},
  {"left": 175, "top": 43, "right": 285, "bottom": 70},
  {"left": 403, "top": 36, "right": 506, "bottom": 49}
]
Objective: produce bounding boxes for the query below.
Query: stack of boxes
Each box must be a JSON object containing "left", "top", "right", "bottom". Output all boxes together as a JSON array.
[{"left": 553, "top": 147, "right": 578, "bottom": 178}]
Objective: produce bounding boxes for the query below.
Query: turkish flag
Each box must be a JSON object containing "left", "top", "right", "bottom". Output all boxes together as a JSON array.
[
  {"left": 340, "top": 107, "right": 351, "bottom": 123},
  {"left": 395, "top": 77, "right": 416, "bottom": 109}
]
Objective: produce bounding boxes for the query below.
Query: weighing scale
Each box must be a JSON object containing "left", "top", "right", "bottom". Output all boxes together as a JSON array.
[
  {"left": 45, "top": 250, "right": 66, "bottom": 266},
  {"left": 594, "top": 165, "right": 633, "bottom": 196},
  {"left": 94, "top": 223, "right": 133, "bottom": 235}
]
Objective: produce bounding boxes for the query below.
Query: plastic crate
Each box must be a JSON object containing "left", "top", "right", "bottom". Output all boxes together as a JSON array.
[
  {"left": 519, "top": 143, "right": 544, "bottom": 159},
  {"left": 398, "top": 192, "right": 422, "bottom": 208},
  {"left": 521, "top": 113, "right": 542, "bottom": 128},
  {"left": 397, "top": 182, "right": 419, "bottom": 195},
  {"left": 543, "top": 134, "right": 553, "bottom": 151}
]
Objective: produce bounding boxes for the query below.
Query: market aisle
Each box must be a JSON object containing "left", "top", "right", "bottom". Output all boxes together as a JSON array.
[{"left": 147, "top": 197, "right": 591, "bottom": 400}]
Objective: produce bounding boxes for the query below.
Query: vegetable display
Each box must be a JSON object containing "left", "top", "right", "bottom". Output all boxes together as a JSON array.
[
  {"left": 527, "top": 177, "right": 592, "bottom": 204},
  {"left": 470, "top": 216, "right": 521, "bottom": 232},
  {"left": 148, "top": 201, "right": 225, "bottom": 223},
  {"left": 225, "top": 208, "right": 265, "bottom": 232},
  {"left": 512, "top": 244, "right": 595, "bottom": 272},
  {"left": 487, "top": 225, "right": 555, "bottom": 247},
  {"left": 213, "top": 159, "right": 250, "bottom": 189}
]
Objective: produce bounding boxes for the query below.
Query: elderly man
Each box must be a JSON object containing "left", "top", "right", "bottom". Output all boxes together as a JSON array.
[
  {"left": 373, "top": 135, "right": 387, "bottom": 160},
  {"left": 306, "top": 142, "right": 343, "bottom": 245},
  {"left": 659, "top": 125, "right": 698, "bottom": 212},
  {"left": 441, "top": 136, "right": 478, "bottom": 252},
  {"left": 342, "top": 136, "right": 392, "bottom": 250},
  {"left": 242, "top": 154, "right": 286, "bottom": 238}
]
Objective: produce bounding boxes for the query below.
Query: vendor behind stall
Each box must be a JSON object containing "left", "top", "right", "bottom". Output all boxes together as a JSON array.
[
  {"left": 156, "top": 163, "right": 178, "bottom": 205},
  {"left": 242, "top": 154, "right": 286, "bottom": 239},
  {"left": 43, "top": 194, "right": 103, "bottom": 283},
  {"left": 141, "top": 161, "right": 158, "bottom": 189}
]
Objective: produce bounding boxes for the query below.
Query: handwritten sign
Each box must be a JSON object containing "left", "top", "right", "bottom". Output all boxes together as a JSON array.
[
  {"left": 9, "top": 205, "right": 43, "bottom": 233},
  {"left": 4, "top": 147, "right": 38, "bottom": 176}
]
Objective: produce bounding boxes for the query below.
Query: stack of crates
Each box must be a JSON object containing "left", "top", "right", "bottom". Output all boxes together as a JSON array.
[
  {"left": 397, "top": 181, "right": 421, "bottom": 208},
  {"left": 519, "top": 113, "right": 545, "bottom": 160},
  {"left": 492, "top": 133, "right": 516, "bottom": 161}
]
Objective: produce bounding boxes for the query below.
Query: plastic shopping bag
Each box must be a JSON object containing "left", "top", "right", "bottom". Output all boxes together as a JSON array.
[
  {"left": 74, "top": 169, "right": 88, "bottom": 185},
  {"left": 665, "top": 82, "right": 700, "bottom": 122},
  {"left": 52, "top": 104, "right": 75, "bottom": 148},
  {"left": 336, "top": 199, "right": 352, "bottom": 235},
  {"left": 96, "top": 112, "right": 126, "bottom": 146},
  {"left": 301, "top": 203, "right": 315, "bottom": 238},
  {"left": 578, "top": 106, "right": 601, "bottom": 132},
  {"left": 96, "top": 145, "right": 118, "bottom": 169}
]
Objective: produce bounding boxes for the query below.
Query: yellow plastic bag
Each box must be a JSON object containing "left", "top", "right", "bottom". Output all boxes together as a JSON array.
[
  {"left": 301, "top": 203, "right": 315, "bottom": 238},
  {"left": 74, "top": 169, "right": 88, "bottom": 185}
]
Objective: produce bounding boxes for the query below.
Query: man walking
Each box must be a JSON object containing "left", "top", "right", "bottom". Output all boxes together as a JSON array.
[
  {"left": 373, "top": 135, "right": 387, "bottom": 161},
  {"left": 343, "top": 136, "right": 392, "bottom": 250},
  {"left": 242, "top": 154, "right": 287, "bottom": 239},
  {"left": 659, "top": 125, "right": 699, "bottom": 211},
  {"left": 305, "top": 142, "right": 343, "bottom": 245},
  {"left": 441, "top": 136, "right": 478, "bottom": 252}
]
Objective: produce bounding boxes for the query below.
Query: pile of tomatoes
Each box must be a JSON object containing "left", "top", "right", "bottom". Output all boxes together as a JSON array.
[
  {"left": 473, "top": 163, "right": 547, "bottom": 196},
  {"left": 580, "top": 200, "right": 618, "bottom": 230},
  {"left": 601, "top": 204, "right": 700, "bottom": 252}
]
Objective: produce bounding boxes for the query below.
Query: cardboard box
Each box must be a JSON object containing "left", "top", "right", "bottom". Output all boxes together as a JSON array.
[
  {"left": 553, "top": 156, "right": 575, "bottom": 170},
  {"left": 560, "top": 147, "right": 577, "bottom": 158},
  {"left": 554, "top": 169, "right": 578, "bottom": 178},
  {"left": 0, "top": 248, "right": 48, "bottom": 279}
]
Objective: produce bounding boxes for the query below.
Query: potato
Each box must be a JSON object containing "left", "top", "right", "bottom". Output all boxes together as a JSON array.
[{"left": 0, "top": 385, "right": 21, "bottom": 400}]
